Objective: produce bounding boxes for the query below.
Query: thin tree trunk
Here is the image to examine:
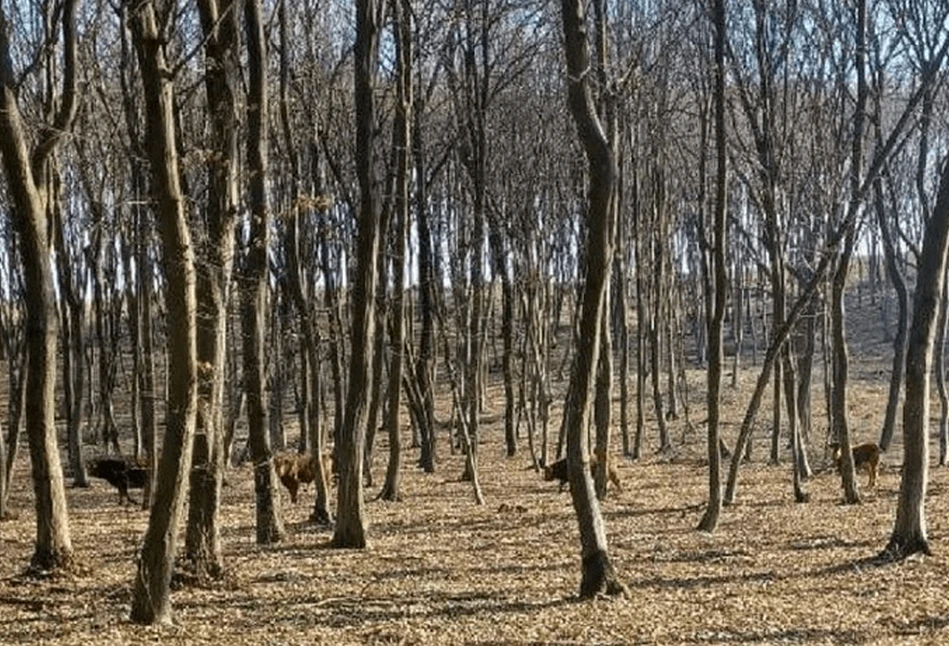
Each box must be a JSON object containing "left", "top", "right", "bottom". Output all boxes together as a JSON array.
[
  {"left": 379, "top": 0, "right": 413, "bottom": 502},
  {"left": 278, "top": 0, "right": 332, "bottom": 525},
  {"left": 242, "top": 0, "right": 284, "bottom": 545},
  {"left": 937, "top": 276, "right": 948, "bottom": 466},
  {"left": 413, "top": 96, "right": 437, "bottom": 473},
  {"left": 697, "top": 0, "right": 727, "bottom": 533},
  {"left": 831, "top": 0, "right": 868, "bottom": 505},
  {"left": 54, "top": 199, "right": 87, "bottom": 488}
]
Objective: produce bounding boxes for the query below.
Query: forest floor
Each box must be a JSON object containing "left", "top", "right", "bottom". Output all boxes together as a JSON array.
[{"left": 4, "top": 292, "right": 949, "bottom": 644}]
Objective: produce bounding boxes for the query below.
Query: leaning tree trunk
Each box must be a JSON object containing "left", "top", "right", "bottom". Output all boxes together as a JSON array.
[
  {"left": 242, "top": 0, "right": 284, "bottom": 546},
  {"left": 875, "top": 173, "right": 910, "bottom": 452},
  {"left": 128, "top": 0, "right": 199, "bottom": 624},
  {"left": 831, "top": 0, "right": 868, "bottom": 505},
  {"left": 882, "top": 142, "right": 949, "bottom": 561},
  {"left": 560, "top": 0, "right": 627, "bottom": 599},
  {"left": 184, "top": 0, "right": 241, "bottom": 580},
  {"left": 333, "top": 0, "right": 384, "bottom": 549},
  {"left": 0, "top": 0, "right": 79, "bottom": 573}
]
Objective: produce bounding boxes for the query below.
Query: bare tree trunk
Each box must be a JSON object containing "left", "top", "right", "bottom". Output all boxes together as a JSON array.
[
  {"left": 184, "top": 0, "right": 241, "bottom": 580},
  {"left": 882, "top": 145, "right": 949, "bottom": 560},
  {"left": 489, "top": 212, "right": 516, "bottom": 458},
  {"left": 0, "top": 414, "right": 6, "bottom": 520},
  {"left": 379, "top": 0, "right": 413, "bottom": 502},
  {"left": 593, "top": 297, "right": 612, "bottom": 500},
  {"left": 784, "top": 347, "right": 808, "bottom": 503},
  {"left": 831, "top": 0, "right": 868, "bottom": 505},
  {"left": 117, "top": 10, "right": 157, "bottom": 506},
  {"left": 242, "top": 0, "right": 284, "bottom": 545},
  {"left": 560, "top": 0, "right": 626, "bottom": 599},
  {"left": 615, "top": 197, "right": 631, "bottom": 458},
  {"left": 697, "top": 0, "right": 727, "bottom": 533},
  {"left": 413, "top": 94, "right": 437, "bottom": 473},
  {"left": 650, "top": 183, "right": 671, "bottom": 452},
  {"left": 0, "top": 0, "right": 79, "bottom": 573},
  {"left": 128, "top": 0, "right": 198, "bottom": 623},
  {"left": 333, "top": 0, "right": 384, "bottom": 549},
  {"left": 278, "top": 1, "right": 332, "bottom": 525},
  {"left": 937, "top": 277, "right": 948, "bottom": 466},
  {"left": 53, "top": 197, "right": 88, "bottom": 488},
  {"left": 139, "top": 215, "right": 158, "bottom": 510},
  {"left": 1, "top": 307, "right": 26, "bottom": 512},
  {"left": 633, "top": 168, "right": 646, "bottom": 459}
]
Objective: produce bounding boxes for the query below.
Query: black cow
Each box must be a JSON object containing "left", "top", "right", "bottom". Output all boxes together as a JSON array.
[
  {"left": 88, "top": 456, "right": 148, "bottom": 505},
  {"left": 542, "top": 456, "right": 622, "bottom": 493}
]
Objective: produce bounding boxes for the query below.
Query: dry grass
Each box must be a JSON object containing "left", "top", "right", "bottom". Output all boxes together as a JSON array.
[{"left": 4, "top": 294, "right": 949, "bottom": 644}]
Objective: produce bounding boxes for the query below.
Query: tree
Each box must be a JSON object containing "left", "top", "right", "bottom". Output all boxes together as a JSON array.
[
  {"left": 379, "top": 0, "right": 413, "bottom": 502},
  {"left": 0, "top": 0, "right": 79, "bottom": 573},
  {"left": 127, "top": 0, "right": 199, "bottom": 624},
  {"left": 333, "top": 0, "right": 384, "bottom": 549},
  {"left": 185, "top": 0, "right": 242, "bottom": 579},
  {"left": 242, "top": 0, "right": 284, "bottom": 545},
  {"left": 882, "top": 152, "right": 949, "bottom": 560},
  {"left": 0, "top": 413, "right": 7, "bottom": 520},
  {"left": 697, "top": 0, "right": 728, "bottom": 533},
  {"left": 829, "top": 0, "right": 869, "bottom": 505},
  {"left": 724, "top": 23, "right": 949, "bottom": 505},
  {"left": 559, "top": 0, "right": 627, "bottom": 599},
  {"left": 277, "top": 0, "right": 333, "bottom": 525}
]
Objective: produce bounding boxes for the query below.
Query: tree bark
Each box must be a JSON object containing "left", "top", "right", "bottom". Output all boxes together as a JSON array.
[
  {"left": 332, "top": 0, "right": 384, "bottom": 549},
  {"left": 560, "top": 0, "right": 626, "bottom": 599},
  {"left": 128, "top": 0, "right": 198, "bottom": 624},
  {"left": 882, "top": 141, "right": 949, "bottom": 560},
  {"left": 379, "top": 0, "right": 413, "bottom": 502},
  {"left": 697, "top": 0, "right": 727, "bottom": 533},
  {"left": 278, "top": 0, "right": 333, "bottom": 525},
  {"left": 831, "top": 0, "right": 868, "bottom": 505},
  {"left": 242, "top": 0, "right": 284, "bottom": 545},
  {"left": 0, "top": 0, "right": 79, "bottom": 573},
  {"left": 185, "top": 0, "right": 241, "bottom": 579}
]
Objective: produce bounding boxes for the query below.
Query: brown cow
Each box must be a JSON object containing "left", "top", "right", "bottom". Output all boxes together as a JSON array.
[
  {"left": 273, "top": 452, "right": 333, "bottom": 503},
  {"left": 830, "top": 442, "right": 881, "bottom": 488}
]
